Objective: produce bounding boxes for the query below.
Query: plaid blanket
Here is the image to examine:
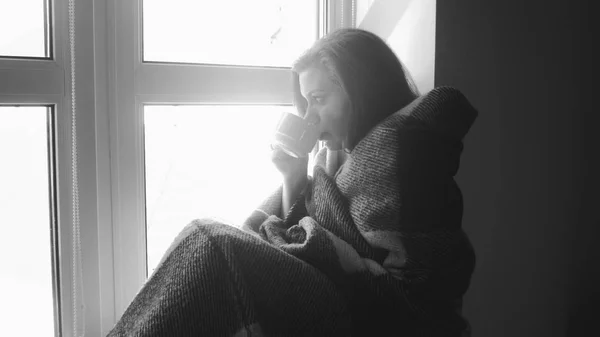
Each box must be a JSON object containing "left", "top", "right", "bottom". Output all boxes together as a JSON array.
[{"left": 108, "top": 86, "right": 477, "bottom": 337}]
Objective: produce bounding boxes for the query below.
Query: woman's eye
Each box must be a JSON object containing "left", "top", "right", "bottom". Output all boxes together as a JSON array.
[{"left": 313, "top": 96, "right": 324, "bottom": 104}]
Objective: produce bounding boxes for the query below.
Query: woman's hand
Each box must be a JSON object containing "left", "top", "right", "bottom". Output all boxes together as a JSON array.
[
  {"left": 271, "top": 146, "right": 309, "bottom": 216},
  {"left": 270, "top": 146, "right": 309, "bottom": 185}
]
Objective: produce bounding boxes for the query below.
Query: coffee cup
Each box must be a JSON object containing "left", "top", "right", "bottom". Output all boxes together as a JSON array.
[{"left": 271, "top": 112, "right": 320, "bottom": 158}]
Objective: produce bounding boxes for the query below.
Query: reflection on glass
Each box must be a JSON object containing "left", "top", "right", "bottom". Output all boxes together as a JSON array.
[
  {"left": 0, "top": 0, "right": 49, "bottom": 58},
  {"left": 144, "top": 105, "right": 294, "bottom": 274},
  {"left": 0, "top": 106, "right": 56, "bottom": 336},
  {"left": 142, "top": 0, "right": 318, "bottom": 67}
]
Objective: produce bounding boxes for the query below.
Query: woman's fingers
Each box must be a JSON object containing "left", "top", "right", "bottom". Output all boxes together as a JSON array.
[
  {"left": 271, "top": 147, "right": 293, "bottom": 165},
  {"left": 271, "top": 147, "right": 308, "bottom": 181}
]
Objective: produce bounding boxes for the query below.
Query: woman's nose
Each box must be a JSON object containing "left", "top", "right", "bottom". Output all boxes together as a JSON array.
[{"left": 304, "top": 107, "right": 320, "bottom": 126}]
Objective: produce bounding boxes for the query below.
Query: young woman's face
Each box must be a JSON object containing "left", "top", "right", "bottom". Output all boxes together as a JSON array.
[{"left": 298, "top": 66, "right": 351, "bottom": 150}]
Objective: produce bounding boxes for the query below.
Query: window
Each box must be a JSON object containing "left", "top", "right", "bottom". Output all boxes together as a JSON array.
[
  {"left": 0, "top": 106, "right": 59, "bottom": 337},
  {"left": 0, "top": 1, "right": 357, "bottom": 336},
  {"left": 0, "top": 2, "right": 64, "bottom": 337},
  {"left": 144, "top": 105, "right": 292, "bottom": 274},
  {"left": 0, "top": 0, "right": 52, "bottom": 58},
  {"left": 0, "top": 0, "right": 98, "bottom": 336},
  {"left": 142, "top": 0, "right": 318, "bottom": 67}
]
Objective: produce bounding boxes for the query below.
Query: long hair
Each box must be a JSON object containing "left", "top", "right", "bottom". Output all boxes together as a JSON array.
[{"left": 292, "top": 28, "right": 419, "bottom": 150}]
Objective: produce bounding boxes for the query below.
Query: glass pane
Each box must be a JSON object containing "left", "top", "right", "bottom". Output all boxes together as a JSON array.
[
  {"left": 0, "top": 106, "right": 57, "bottom": 336},
  {"left": 0, "top": 0, "right": 49, "bottom": 58},
  {"left": 143, "top": 0, "right": 318, "bottom": 67},
  {"left": 144, "top": 105, "right": 299, "bottom": 274}
]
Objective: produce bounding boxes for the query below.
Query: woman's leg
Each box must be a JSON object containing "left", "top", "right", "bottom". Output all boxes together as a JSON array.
[{"left": 108, "top": 218, "right": 351, "bottom": 337}]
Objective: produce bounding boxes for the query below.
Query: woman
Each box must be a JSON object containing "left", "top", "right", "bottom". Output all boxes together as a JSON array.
[
  {"left": 109, "top": 29, "right": 477, "bottom": 337},
  {"left": 274, "top": 28, "right": 420, "bottom": 218}
]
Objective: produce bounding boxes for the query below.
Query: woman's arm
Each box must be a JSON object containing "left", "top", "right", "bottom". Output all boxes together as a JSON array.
[
  {"left": 271, "top": 147, "right": 309, "bottom": 217},
  {"left": 281, "top": 175, "right": 308, "bottom": 217}
]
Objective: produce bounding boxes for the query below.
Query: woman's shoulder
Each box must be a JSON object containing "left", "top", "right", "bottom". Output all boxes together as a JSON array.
[{"left": 377, "top": 86, "right": 478, "bottom": 142}]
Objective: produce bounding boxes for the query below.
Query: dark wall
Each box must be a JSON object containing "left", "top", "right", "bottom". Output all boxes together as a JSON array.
[{"left": 435, "top": 1, "right": 598, "bottom": 336}]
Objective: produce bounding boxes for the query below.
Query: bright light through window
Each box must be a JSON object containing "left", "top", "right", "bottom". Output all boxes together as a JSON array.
[
  {"left": 0, "top": 0, "right": 49, "bottom": 58},
  {"left": 144, "top": 105, "right": 294, "bottom": 274},
  {"left": 0, "top": 106, "right": 57, "bottom": 336},
  {"left": 356, "top": 0, "right": 375, "bottom": 27},
  {"left": 142, "top": 0, "right": 318, "bottom": 67}
]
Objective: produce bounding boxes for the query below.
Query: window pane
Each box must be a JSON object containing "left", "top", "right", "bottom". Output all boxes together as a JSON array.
[
  {"left": 144, "top": 105, "right": 296, "bottom": 274},
  {"left": 0, "top": 106, "right": 57, "bottom": 336},
  {"left": 143, "top": 0, "right": 318, "bottom": 67},
  {"left": 0, "top": 0, "right": 49, "bottom": 58}
]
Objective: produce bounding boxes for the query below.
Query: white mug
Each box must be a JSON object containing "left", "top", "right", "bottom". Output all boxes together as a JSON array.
[{"left": 271, "top": 112, "right": 320, "bottom": 158}]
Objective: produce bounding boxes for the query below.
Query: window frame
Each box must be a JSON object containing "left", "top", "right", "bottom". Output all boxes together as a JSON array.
[
  {"left": 1, "top": 1, "right": 77, "bottom": 336},
  {"left": 0, "top": 103, "right": 62, "bottom": 336},
  {"left": 0, "top": 0, "right": 120, "bottom": 336},
  {"left": 0, "top": 0, "right": 54, "bottom": 60}
]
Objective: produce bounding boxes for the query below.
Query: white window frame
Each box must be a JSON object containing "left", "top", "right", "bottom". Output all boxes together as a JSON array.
[
  {"left": 0, "top": 0, "right": 115, "bottom": 336},
  {"left": 108, "top": 0, "right": 355, "bottom": 325}
]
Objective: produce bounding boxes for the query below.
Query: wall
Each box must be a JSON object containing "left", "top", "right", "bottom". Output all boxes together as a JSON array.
[
  {"left": 358, "top": 0, "right": 436, "bottom": 93},
  {"left": 435, "top": 1, "right": 598, "bottom": 336}
]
